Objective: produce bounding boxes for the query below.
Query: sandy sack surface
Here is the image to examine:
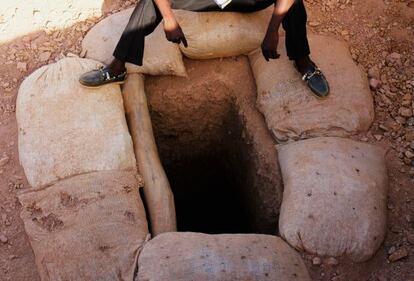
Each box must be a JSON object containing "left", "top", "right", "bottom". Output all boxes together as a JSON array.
[
  {"left": 249, "top": 35, "right": 374, "bottom": 142},
  {"left": 18, "top": 170, "right": 149, "bottom": 281},
  {"left": 16, "top": 57, "right": 136, "bottom": 188},
  {"left": 278, "top": 137, "right": 388, "bottom": 261},
  {"left": 136, "top": 232, "right": 311, "bottom": 281}
]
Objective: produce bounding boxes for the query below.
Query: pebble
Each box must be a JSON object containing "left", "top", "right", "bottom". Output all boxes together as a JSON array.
[
  {"left": 405, "top": 150, "right": 414, "bottom": 159},
  {"left": 309, "top": 21, "right": 321, "bottom": 27},
  {"left": 369, "top": 78, "right": 382, "bottom": 90},
  {"left": 374, "top": 134, "right": 383, "bottom": 141},
  {"left": 16, "top": 62, "right": 27, "bottom": 72},
  {"left": 39, "top": 52, "right": 52, "bottom": 62},
  {"left": 388, "top": 247, "right": 408, "bottom": 262},
  {"left": 312, "top": 256, "right": 322, "bottom": 266},
  {"left": 0, "top": 234, "right": 8, "bottom": 243},
  {"left": 0, "top": 156, "right": 9, "bottom": 167},
  {"left": 388, "top": 246, "right": 396, "bottom": 255},
  {"left": 324, "top": 257, "right": 339, "bottom": 266},
  {"left": 368, "top": 65, "right": 380, "bottom": 79},
  {"left": 399, "top": 107, "right": 413, "bottom": 118}
]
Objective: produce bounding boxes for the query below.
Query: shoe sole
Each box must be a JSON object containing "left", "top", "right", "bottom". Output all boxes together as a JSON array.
[
  {"left": 79, "top": 80, "right": 125, "bottom": 89},
  {"left": 305, "top": 82, "right": 330, "bottom": 100},
  {"left": 308, "top": 89, "right": 330, "bottom": 100}
]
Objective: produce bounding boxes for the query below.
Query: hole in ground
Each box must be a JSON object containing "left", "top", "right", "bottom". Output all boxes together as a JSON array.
[
  {"left": 162, "top": 107, "right": 251, "bottom": 234},
  {"left": 146, "top": 58, "right": 282, "bottom": 234}
]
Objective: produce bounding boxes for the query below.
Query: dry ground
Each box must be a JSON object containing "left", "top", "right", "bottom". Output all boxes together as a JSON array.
[{"left": 0, "top": 0, "right": 413, "bottom": 280}]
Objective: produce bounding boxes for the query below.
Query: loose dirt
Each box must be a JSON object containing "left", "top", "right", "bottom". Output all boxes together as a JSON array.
[{"left": 0, "top": 0, "right": 413, "bottom": 280}]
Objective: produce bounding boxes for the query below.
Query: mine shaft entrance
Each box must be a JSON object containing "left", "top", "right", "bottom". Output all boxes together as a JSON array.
[
  {"left": 164, "top": 145, "right": 252, "bottom": 234},
  {"left": 152, "top": 104, "right": 255, "bottom": 234}
]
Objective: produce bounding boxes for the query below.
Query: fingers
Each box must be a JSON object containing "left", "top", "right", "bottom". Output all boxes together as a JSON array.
[
  {"left": 261, "top": 46, "right": 280, "bottom": 62},
  {"left": 181, "top": 35, "right": 188, "bottom": 48},
  {"left": 262, "top": 50, "right": 269, "bottom": 61},
  {"left": 166, "top": 33, "right": 188, "bottom": 47}
]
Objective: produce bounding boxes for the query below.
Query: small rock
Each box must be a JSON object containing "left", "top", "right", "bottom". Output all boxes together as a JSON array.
[
  {"left": 374, "top": 134, "right": 383, "bottom": 141},
  {"left": 0, "top": 156, "right": 9, "bottom": 167},
  {"left": 395, "top": 116, "right": 407, "bottom": 125},
  {"left": 368, "top": 65, "right": 381, "bottom": 79},
  {"left": 386, "top": 52, "right": 402, "bottom": 64},
  {"left": 388, "top": 247, "right": 408, "bottom": 262},
  {"left": 312, "top": 256, "right": 322, "bottom": 266},
  {"left": 0, "top": 234, "right": 8, "bottom": 243},
  {"left": 406, "top": 130, "right": 414, "bottom": 142},
  {"left": 39, "top": 52, "right": 51, "bottom": 62},
  {"left": 369, "top": 78, "right": 382, "bottom": 90},
  {"left": 410, "top": 141, "right": 414, "bottom": 150},
  {"left": 399, "top": 107, "right": 413, "bottom": 118},
  {"left": 405, "top": 150, "right": 414, "bottom": 159},
  {"left": 324, "top": 257, "right": 339, "bottom": 266},
  {"left": 309, "top": 21, "right": 321, "bottom": 27},
  {"left": 388, "top": 246, "right": 396, "bottom": 255},
  {"left": 16, "top": 62, "right": 27, "bottom": 72}
]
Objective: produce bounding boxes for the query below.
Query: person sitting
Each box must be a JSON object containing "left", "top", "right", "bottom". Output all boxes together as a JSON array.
[{"left": 80, "top": 0, "right": 330, "bottom": 98}]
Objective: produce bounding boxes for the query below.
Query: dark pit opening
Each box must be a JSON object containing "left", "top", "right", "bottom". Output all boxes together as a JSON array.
[
  {"left": 153, "top": 104, "right": 257, "bottom": 234},
  {"left": 165, "top": 138, "right": 252, "bottom": 234}
]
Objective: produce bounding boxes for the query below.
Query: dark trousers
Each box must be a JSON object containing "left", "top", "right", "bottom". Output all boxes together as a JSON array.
[{"left": 113, "top": 0, "right": 310, "bottom": 65}]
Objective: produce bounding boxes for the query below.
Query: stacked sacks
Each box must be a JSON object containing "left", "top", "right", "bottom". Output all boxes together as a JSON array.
[
  {"left": 16, "top": 57, "right": 149, "bottom": 281},
  {"left": 81, "top": 8, "right": 187, "bottom": 77},
  {"left": 136, "top": 232, "right": 311, "bottom": 281},
  {"left": 278, "top": 137, "right": 388, "bottom": 261},
  {"left": 248, "top": 36, "right": 388, "bottom": 261},
  {"left": 249, "top": 35, "right": 374, "bottom": 142}
]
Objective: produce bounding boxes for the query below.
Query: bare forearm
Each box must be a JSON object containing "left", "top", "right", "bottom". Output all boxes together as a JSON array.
[
  {"left": 267, "top": 0, "right": 295, "bottom": 32},
  {"left": 153, "top": 0, "right": 176, "bottom": 21}
]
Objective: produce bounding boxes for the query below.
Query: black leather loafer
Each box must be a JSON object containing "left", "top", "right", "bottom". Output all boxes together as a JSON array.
[
  {"left": 79, "top": 66, "right": 126, "bottom": 88},
  {"left": 301, "top": 66, "right": 330, "bottom": 99}
]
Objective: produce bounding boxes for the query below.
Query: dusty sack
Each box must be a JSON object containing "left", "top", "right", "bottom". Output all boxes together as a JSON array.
[
  {"left": 175, "top": 7, "right": 272, "bottom": 59},
  {"left": 136, "top": 232, "right": 311, "bottom": 281},
  {"left": 16, "top": 57, "right": 136, "bottom": 188},
  {"left": 18, "top": 171, "right": 149, "bottom": 281},
  {"left": 278, "top": 137, "right": 388, "bottom": 261},
  {"left": 82, "top": 8, "right": 187, "bottom": 76},
  {"left": 249, "top": 35, "right": 374, "bottom": 142}
]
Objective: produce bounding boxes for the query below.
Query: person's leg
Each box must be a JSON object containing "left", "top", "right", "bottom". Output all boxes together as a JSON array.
[
  {"left": 282, "top": 0, "right": 310, "bottom": 71},
  {"left": 282, "top": 0, "right": 329, "bottom": 98},
  {"left": 113, "top": 0, "right": 164, "bottom": 68},
  {"left": 79, "top": 0, "right": 164, "bottom": 87}
]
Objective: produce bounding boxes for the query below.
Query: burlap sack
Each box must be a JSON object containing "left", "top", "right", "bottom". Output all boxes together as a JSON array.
[
  {"left": 82, "top": 8, "right": 187, "bottom": 76},
  {"left": 136, "top": 232, "right": 311, "bottom": 281},
  {"left": 16, "top": 57, "right": 136, "bottom": 188},
  {"left": 175, "top": 7, "right": 272, "bottom": 59},
  {"left": 278, "top": 137, "right": 388, "bottom": 261},
  {"left": 18, "top": 171, "right": 149, "bottom": 281},
  {"left": 249, "top": 35, "right": 374, "bottom": 142}
]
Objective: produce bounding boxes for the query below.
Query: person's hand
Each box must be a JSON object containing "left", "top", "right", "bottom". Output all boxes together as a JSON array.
[
  {"left": 261, "top": 29, "right": 280, "bottom": 61},
  {"left": 163, "top": 18, "right": 188, "bottom": 48}
]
